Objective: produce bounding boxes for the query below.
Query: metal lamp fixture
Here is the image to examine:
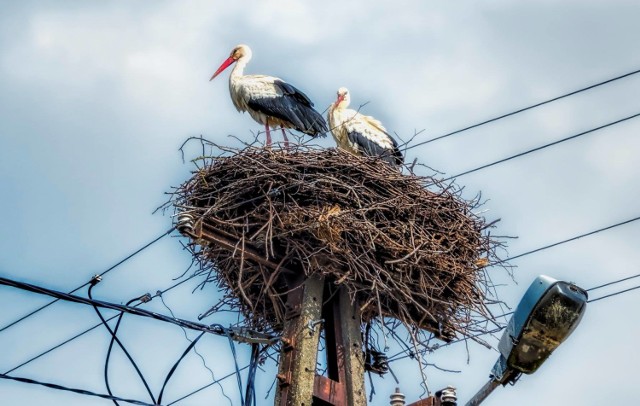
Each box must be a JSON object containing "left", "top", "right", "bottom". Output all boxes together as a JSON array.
[{"left": 466, "top": 275, "right": 588, "bottom": 405}]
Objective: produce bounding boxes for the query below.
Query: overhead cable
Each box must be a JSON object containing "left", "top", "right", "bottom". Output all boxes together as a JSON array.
[
  {"left": 166, "top": 365, "right": 251, "bottom": 405},
  {"left": 4, "top": 273, "right": 200, "bottom": 374},
  {"left": 503, "top": 215, "right": 640, "bottom": 263},
  {"left": 87, "top": 280, "right": 156, "bottom": 404},
  {"left": 0, "top": 373, "right": 158, "bottom": 406},
  {"left": 0, "top": 227, "right": 175, "bottom": 334},
  {"left": 442, "top": 112, "right": 640, "bottom": 181},
  {"left": 0, "top": 276, "right": 230, "bottom": 336},
  {"left": 406, "top": 67, "right": 640, "bottom": 151}
]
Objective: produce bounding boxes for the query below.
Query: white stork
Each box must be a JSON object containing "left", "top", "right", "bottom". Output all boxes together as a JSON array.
[
  {"left": 210, "top": 44, "right": 328, "bottom": 146},
  {"left": 327, "top": 87, "right": 403, "bottom": 166}
]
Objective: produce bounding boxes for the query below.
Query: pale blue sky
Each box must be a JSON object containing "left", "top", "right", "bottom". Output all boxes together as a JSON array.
[{"left": 1, "top": 1, "right": 640, "bottom": 405}]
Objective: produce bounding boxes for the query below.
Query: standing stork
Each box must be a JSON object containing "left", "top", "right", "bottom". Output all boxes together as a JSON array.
[
  {"left": 327, "top": 87, "right": 403, "bottom": 166},
  {"left": 210, "top": 44, "right": 328, "bottom": 146}
]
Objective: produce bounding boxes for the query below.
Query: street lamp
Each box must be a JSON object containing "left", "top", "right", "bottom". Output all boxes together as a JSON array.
[{"left": 466, "top": 275, "right": 588, "bottom": 405}]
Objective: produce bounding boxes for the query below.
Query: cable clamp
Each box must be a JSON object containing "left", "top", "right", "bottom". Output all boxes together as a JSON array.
[
  {"left": 89, "top": 275, "right": 102, "bottom": 286},
  {"left": 226, "top": 326, "right": 279, "bottom": 345}
]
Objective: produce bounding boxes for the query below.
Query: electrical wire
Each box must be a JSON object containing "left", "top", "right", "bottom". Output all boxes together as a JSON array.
[
  {"left": 87, "top": 282, "right": 156, "bottom": 404},
  {"left": 0, "top": 373, "right": 158, "bottom": 406},
  {"left": 586, "top": 271, "right": 640, "bottom": 292},
  {"left": 158, "top": 293, "right": 234, "bottom": 406},
  {"left": 4, "top": 273, "right": 200, "bottom": 375},
  {"left": 0, "top": 276, "right": 233, "bottom": 337},
  {"left": 157, "top": 331, "right": 208, "bottom": 404},
  {"left": 4, "top": 312, "right": 121, "bottom": 375},
  {"left": 405, "top": 67, "right": 640, "bottom": 151},
  {"left": 2, "top": 272, "right": 273, "bottom": 405},
  {"left": 165, "top": 364, "right": 251, "bottom": 406},
  {"left": 227, "top": 331, "right": 245, "bottom": 406},
  {"left": 442, "top": 111, "right": 640, "bottom": 182},
  {"left": 503, "top": 215, "right": 640, "bottom": 264},
  {"left": 0, "top": 227, "right": 175, "bottom": 334},
  {"left": 244, "top": 343, "right": 261, "bottom": 406},
  {"left": 588, "top": 284, "right": 640, "bottom": 303},
  {"left": 104, "top": 295, "right": 148, "bottom": 406}
]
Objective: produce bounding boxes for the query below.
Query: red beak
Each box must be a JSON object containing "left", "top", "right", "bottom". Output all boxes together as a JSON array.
[
  {"left": 336, "top": 94, "right": 345, "bottom": 104},
  {"left": 210, "top": 56, "right": 235, "bottom": 81}
]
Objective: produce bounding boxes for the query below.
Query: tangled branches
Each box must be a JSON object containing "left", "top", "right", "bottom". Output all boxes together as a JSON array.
[{"left": 171, "top": 142, "right": 506, "bottom": 341}]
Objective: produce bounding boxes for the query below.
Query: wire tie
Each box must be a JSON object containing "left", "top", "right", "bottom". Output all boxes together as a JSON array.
[{"left": 89, "top": 275, "right": 102, "bottom": 286}]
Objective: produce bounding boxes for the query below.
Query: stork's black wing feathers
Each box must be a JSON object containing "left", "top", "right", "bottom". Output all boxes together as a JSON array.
[
  {"left": 247, "top": 80, "right": 328, "bottom": 137},
  {"left": 273, "top": 80, "right": 314, "bottom": 107},
  {"left": 347, "top": 131, "right": 404, "bottom": 166}
]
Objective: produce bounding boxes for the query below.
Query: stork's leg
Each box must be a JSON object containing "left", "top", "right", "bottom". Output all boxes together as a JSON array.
[
  {"left": 264, "top": 123, "right": 272, "bottom": 146},
  {"left": 281, "top": 128, "right": 290, "bottom": 149}
]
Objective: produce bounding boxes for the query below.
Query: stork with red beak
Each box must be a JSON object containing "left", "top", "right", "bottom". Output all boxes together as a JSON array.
[
  {"left": 327, "top": 87, "right": 403, "bottom": 166},
  {"left": 210, "top": 44, "right": 328, "bottom": 146}
]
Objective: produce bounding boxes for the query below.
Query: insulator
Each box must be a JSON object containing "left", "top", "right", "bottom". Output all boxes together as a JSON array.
[
  {"left": 438, "top": 385, "right": 457, "bottom": 406},
  {"left": 176, "top": 213, "right": 194, "bottom": 235},
  {"left": 389, "top": 387, "right": 405, "bottom": 406}
]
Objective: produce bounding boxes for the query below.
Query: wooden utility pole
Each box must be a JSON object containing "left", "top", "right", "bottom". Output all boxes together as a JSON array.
[
  {"left": 275, "top": 275, "right": 324, "bottom": 405},
  {"left": 276, "top": 275, "right": 366, "bottom": 406},
  {"left": 178, "top": 219, "right": 367, "bottom": 405}
]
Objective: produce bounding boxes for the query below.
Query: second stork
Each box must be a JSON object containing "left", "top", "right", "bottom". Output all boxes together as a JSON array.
[{"left": 328, "top": 87, "right": 403, "bottom": 166}]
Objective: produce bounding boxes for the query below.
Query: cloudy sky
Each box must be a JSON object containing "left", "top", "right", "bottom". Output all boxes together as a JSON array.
[{"left": 1, "top": 1, "right": 640, "bottom": 405}]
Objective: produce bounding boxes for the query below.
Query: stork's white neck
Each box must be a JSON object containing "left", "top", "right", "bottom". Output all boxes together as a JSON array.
[{"left": 230, "top": 55, "right": 250, "bottom": 82}]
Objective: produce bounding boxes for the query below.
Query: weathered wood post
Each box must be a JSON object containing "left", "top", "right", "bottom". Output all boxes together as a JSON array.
[{"left": 276, "top": 278, "right": 366, "bottom": 406}]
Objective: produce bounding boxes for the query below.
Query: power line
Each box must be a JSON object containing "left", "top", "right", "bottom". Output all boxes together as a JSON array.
[
  {"left": 0, "top": 373, "right": 157, "bottom": 406},
  {"left": 0, "top": 275, "right": 264, "bottom": 405},
  {"left": 166, "top": 364, "right": 251, "bottom": 405},
  {"left": 157, "top": 292, "right": 233, "bottom": 404},
  {"left": 0, "top": 273, "right": 252, "bottom": 404},
  {"left": 0, "top": 276, "right": 233, "bottom": 337},
  {"left": 387, "top": 326, "right": 505, "bottom": 363},
  {"left": 103, "top": 295, "right": 147, "bottom": 406},
  {"left": 4, "top": 312, "right": 121, "bottom": 375},
  {"left": 157, "top": 332, "right": 207, "bottom": 404},
  {"left": 4, "top": 273, "right": 200, "bottom": 375},
  {"left": 586, "top": 272, "right": 640, "bottom": 292},
  {"left": 0, "top": 227, "right": 175, "bottom": 334},
  {"left": 588, "top": 284, "right": 640, "bottom": 303},
  {"left": 503, "top": 214, "right": 640, "bottom": 263},
  {"left": 442, "top": 111, "right": 640, "bottom": 181},
  {"left": 405, "top": 67, "right": 640, "bottom": 151},
  {"left": 87, "top": 282, "right": 156, "bottom": 404}
]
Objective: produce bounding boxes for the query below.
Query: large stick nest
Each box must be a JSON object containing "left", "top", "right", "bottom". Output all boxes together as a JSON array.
[{"left": 172, "top": 144, "right": 504, "bottom": 340}]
